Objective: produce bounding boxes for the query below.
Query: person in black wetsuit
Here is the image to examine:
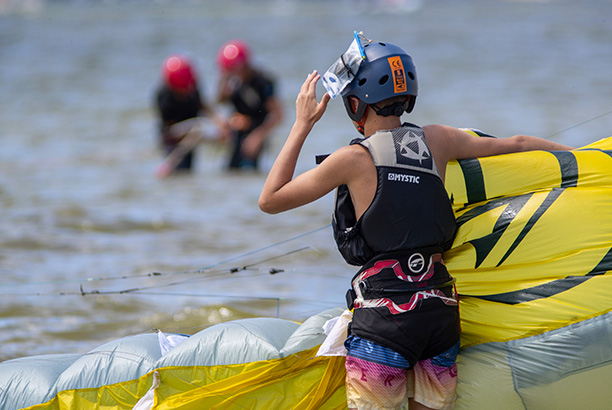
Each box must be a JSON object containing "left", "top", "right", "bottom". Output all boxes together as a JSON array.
[
  {"left": 154, "top": 54, "right": 222, "bottom": 172},
  {"left": 216, "top": 40, "right": 283, "bottom": 170},
  {"left": 259, "top": 34, "right": 573, "bottom": 410}
]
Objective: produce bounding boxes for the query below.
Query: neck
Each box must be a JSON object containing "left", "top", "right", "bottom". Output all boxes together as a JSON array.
[
  {"left": 238, "top": 65, "right": 254, "bottom": 81},
  {"left": 363, "top": 110, "right": 402, "bottom": 138}
]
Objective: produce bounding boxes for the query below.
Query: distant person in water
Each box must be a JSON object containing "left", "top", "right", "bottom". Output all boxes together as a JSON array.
[
  {"left": 216, "top": 40, "right": 283, "bottom": 171},
  {"left": 154, "top": 54, "right": 224, "bottom": 173}
]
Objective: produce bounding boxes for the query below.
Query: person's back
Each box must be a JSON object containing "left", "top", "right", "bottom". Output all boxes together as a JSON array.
[
  {"left": 156, "top": 86, "right": 201, "bottom": 125},
  {"left": 334, "top": 124, "right": 457, "bottom": 266}
]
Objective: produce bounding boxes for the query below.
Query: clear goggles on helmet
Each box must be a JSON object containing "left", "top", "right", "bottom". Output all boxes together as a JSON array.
[{"left": 322, "top": 31, "right": 372, "bottom": 99}]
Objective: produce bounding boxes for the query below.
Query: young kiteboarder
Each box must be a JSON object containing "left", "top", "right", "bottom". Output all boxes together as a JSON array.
[{"left": 259, "top": 33, "right": 573, "bottom": 410}]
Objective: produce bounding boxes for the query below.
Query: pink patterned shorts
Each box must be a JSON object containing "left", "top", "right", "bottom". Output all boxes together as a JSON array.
[{"left": 345, "top": 337, "right": 458, "bottom": 410}]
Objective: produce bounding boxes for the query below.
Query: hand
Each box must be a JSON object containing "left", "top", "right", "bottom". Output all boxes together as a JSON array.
[
  {"left": 228, "top": 113, "right": 252, "bottom": 132},
  {"left": 295, "top": 70, "right": 330, "bottom": 129},
  {"left": 217, "top": 121, "right": 233, "bottom": 142}
]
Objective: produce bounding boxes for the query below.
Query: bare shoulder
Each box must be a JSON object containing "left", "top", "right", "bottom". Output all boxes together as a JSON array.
[
  {"left": 421, "top": 124, "right": 462, "bottom": 163},
  {"left": 422, "top": 124, "right": 465, "bottom": 142},
  {"left": 423, "top": 123, "right": 509, "bottom": 160},
  {"left": 318, "top": 143, "right": 374, "bottom": 186},
  {"left": 324, "top": 143, "right": 371, "bottom": 167},
  {"left": 422, "top": 124, "right": 449, "bottom": 135}
]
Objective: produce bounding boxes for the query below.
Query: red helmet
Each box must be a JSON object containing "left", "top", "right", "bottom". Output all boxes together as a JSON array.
[
  {"left": 162, "top": 55, "right": 197, "bottom": 91},
  {"left": 217, "top": 40, "right": 250, "bottom": 72}
]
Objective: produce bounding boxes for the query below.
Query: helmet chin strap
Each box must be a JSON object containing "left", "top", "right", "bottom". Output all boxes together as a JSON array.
[
  {"left": 370, "top": 99, "right": 409, "bottom": 117},
  {"left": 356, "top": 108, "right": 369, "bottom": 135}
]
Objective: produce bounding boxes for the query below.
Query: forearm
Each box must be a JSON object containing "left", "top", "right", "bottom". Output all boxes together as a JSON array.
[
  {"left": 509, "top": 135, "right": 574, "bottom": 152},
  {"left": 259, "top": 121, "right": 312, "bottom": 213},
  {"left": 217, "top": 75, "right": 233, "bottom": 103}
]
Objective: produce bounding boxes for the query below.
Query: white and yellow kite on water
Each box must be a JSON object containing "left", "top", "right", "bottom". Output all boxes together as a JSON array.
[{"left": 2, "top": 134, "right": 612, "bottom": 410}]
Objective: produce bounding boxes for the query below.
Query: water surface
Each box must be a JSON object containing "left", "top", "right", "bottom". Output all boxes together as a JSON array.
[{"left": 1, "top": 0, "right": 611, "bottom": 361}]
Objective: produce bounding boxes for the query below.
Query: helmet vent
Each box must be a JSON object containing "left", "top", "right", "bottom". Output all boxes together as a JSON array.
[
  {"left": 379, "top": 75, "right": 389, "bottom": 85},
  {"left": 358, "top": 78, "right": 367, "bottom": 87},
  {"left": 408, "top": 72, "right": 415, "bottom": 80}
]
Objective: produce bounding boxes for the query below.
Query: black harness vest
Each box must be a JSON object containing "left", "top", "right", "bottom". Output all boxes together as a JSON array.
[
  {"left": 332, "top": 123, "right": 457, "bottom": 266},
  {"left": 331, "top": 124, "right": 460, "bottom": 364}
]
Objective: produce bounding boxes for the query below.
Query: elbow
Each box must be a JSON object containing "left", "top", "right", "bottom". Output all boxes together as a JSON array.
[
  {"left": 510, "top": 134, "right": 533, "bottom": 152},
  {"left": 513, "top": 134, "right": 529, "bottom": 149},
  {"left": 258, "top": 196, "right": 279, "bottom": 214}
]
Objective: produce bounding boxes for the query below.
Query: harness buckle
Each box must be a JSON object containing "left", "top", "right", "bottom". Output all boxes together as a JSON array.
[{"left": 345, "top": 288, "right": 357, "bottom": 310}]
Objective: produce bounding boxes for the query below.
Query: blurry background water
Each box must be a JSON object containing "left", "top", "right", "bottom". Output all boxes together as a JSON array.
[{"left": 0, "top": 0, "right": 611, "bottom": 361}]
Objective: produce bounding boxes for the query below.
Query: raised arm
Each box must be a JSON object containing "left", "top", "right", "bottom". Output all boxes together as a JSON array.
[
  {"left": 423, "top": 124, "right": 575, "bottom": 182},
  {"left": 259, "top": 70, "right": 338, "bottom": 214}
]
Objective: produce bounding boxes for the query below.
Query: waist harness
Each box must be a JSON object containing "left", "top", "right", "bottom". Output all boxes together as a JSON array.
[{"left": 346, "top": 246, "right": 457, "bottom": 314}]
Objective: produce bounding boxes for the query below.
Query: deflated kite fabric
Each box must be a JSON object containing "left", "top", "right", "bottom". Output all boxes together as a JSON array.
[
  {"left": 2, "top": 135, "right": 612, "bottom": 410},
  {"left": 446, "top": 133, "right": 612, "bottom": 409},
  {"left": 0, "top": 308, "right": 348, "bottom": 410}
]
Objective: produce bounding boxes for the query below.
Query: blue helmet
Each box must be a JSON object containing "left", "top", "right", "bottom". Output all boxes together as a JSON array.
[{"left": 341, "top": 41, "right": 418, "bottom": 121}]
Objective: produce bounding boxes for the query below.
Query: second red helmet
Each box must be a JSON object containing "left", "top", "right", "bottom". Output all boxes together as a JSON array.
[{"left": 217, "top": 40, "right": 250, "bottom": 72}]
